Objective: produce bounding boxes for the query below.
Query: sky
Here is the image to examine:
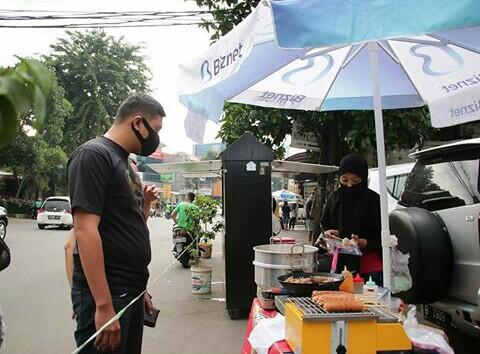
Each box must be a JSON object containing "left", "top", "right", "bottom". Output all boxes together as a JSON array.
[{"left": 0, "top": 0, "right": 222, "bottom": 155}]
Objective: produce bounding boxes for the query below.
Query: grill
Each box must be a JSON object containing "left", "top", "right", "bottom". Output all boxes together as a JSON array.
[{"left": 286, "top": 297, "right": 398, "bottom": 323}]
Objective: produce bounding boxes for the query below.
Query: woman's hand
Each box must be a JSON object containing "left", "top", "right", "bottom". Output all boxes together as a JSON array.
[
  {"left": 351, "top": 234, "right": 368, "bottom": 249},
  {"left": 323, "top": 229, "right": 340, "bottom": 239}
]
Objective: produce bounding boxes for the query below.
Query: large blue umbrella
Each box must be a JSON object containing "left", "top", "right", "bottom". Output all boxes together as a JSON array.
[{"left": 178, "top": 0, "right": 480, "bottom": 290}]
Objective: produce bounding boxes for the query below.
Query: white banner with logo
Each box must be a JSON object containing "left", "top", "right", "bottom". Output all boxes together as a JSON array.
[{"left": 390, "top": 36, "right": 480, "bottom": 128}]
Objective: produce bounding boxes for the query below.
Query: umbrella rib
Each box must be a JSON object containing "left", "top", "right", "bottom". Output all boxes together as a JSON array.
[
  {"left": 317, "top": 47, "right": 352, "bottom": 111},
  {"left": 341, "top": 43, "right": 366, "bottom": 68},
  {"left": 377, "top": 41, "right": 400, "bottom": 63},
  {"left": 302, "top": 45, "right": 346, "bottom": 60},
  {"left": 390, "top": 37, "right": 442, "bottom": 46},
  {"left": 225, "top": 49, "right": 309, "bottom": 101},
  {"left": 428, "top": 33, "right": 480, "bottom": 55},
  {"left": 387, "top": 40, "right": 427, "bottom": 104}
]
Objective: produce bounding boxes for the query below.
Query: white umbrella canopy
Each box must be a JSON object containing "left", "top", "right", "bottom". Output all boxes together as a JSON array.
[
  {"left": 178, "top": 0, "right": 480, "bottom": 290},
  {"left": 272, "top": 189, "right": 302, "bottom": 202}
]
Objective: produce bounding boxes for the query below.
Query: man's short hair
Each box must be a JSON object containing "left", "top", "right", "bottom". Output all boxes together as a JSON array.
[
  {"left": 187, "top": 192, "right": 196, "bottom": 202},
  {"left": 116, "top": 93, "right": 165, "bottom": 122}
]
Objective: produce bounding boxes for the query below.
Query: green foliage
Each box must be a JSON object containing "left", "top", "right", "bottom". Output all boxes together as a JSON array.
[
  {"left": 186, "top": 195, "right": 223, "bottom": 243},
  {"left": 0, "top": 198, "right": 33, "bottom": 214},
  {"left": 0, "top": 65, "right": 71, "bottom": 198},
  {"left": 48, "top": 30, "right": 151, "bottom": 153},
  {"left": 185, "top": 195, "right": 224, "bottom": 264},
  {"left": 201, "top": 149, "right": 219, "bottom": 161},
  {"left": 193, "top": 0, "right": 260, "bottom": 41},
  {"left": 218, "top": 103, "right": 292, "bottom": 159},
  {"left": 0, "top": 58, "right": 52, "bottom": 149}
]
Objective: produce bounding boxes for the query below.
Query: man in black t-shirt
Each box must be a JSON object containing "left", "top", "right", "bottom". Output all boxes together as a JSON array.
[{"left": 68, "top": 93, "right": 165, "bottom": 354}]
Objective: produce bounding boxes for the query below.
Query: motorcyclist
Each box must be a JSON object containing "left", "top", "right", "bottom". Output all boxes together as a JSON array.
[{"left": 171, "top": 192, "right": 199, "bottom": 232}]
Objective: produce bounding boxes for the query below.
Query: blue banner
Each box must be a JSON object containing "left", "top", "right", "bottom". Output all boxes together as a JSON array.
[{"left": 269, "top": 0, "right": 480, "bottom": 48}]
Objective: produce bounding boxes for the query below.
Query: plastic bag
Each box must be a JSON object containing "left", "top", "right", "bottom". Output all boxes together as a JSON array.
[
  {"left": 403, "top": 307, "right": 454, "bottom": 354},
  {"left": 0, "top": 308, "right": 5, "bottom": 349},
  {"left": 390, "top": 235, "right": 412, "bottom": 294},
  {"left": 248, "top": 314, "right": 285, "bottom": 354}
]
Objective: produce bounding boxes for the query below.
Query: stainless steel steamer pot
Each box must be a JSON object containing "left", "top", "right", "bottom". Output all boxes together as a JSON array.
[{"left": 253, "top": 244, "right": 318, "bottom": 288}]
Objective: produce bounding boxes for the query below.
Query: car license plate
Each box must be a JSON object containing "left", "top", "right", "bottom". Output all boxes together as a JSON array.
[
  {"left": 48, "top": 216, "right": 61, "bottom": 220},
  {"left": 423, "top": 304, "right": 452, "bottom": 328},
  {"left": 174, "top": 237, "right": 187, "bottom": 243}
]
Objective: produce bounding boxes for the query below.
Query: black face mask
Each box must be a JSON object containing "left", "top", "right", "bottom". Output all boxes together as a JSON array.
[
  {"left": 340, "top": 182, "right": 364, "bottom": 199},
  {"left": 132, "top": 117, "right": 160, "bottom": 156}
]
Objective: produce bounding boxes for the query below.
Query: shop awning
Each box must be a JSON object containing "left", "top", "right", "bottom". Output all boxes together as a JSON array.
[{"left": 148, "top": 160, "right": 337, "bottom": 179}]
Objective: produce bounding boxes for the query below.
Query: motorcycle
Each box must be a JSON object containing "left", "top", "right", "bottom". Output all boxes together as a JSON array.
[{"left": 172, "top": 225, "right": 196, "bottom": 268}]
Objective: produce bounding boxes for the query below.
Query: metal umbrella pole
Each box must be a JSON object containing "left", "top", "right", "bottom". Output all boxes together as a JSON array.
[{"left": 368, "top": 41, "right": 392, "bottom": 291}]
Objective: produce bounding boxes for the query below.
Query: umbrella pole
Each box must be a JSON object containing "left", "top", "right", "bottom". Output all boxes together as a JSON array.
[{"left": 367, "top": 42, "right": 392, "bottom": 292}]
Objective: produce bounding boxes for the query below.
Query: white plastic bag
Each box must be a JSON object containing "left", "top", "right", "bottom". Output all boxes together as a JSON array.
[
  {"left": 0, "top": 308, "right": 5, "bottom": 349},
  {"left": 248, "top": 314, "right": 285, "bottom": 354},
  {"left": 403, "top": 307, "right": 454, "bottom": 354},
  {"left": 390, "top": 235, "right": 412, "bottom": 294}
]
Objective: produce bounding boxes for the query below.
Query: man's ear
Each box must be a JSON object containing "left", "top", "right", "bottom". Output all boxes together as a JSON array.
[{"left": 131, "top": 116, "right": 142, "bottom": 130}]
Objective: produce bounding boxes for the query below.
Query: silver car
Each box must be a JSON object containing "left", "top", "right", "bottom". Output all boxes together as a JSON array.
[{"left": 392, "top": 138, "right": 480, "bottom": 338}]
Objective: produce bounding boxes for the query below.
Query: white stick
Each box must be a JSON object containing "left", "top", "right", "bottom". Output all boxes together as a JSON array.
[{"left": 367, "top": 41, "right": 391, "bottom": 292}]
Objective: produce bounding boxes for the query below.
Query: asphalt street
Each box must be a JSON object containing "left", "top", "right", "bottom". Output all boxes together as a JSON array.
[{"left": 0, "top": 217, "right": 246, "bottom": 354}]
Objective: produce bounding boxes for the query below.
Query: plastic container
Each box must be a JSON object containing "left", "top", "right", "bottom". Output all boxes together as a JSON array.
[
  {"left": 363, "top": 276, "right": 379, "bottom": 297},
  {"left": 191, "top": 266, "right": 212, "bottom": 294},
  {"left": 353, "top": 273, "right": 365, "bottom": 294}
]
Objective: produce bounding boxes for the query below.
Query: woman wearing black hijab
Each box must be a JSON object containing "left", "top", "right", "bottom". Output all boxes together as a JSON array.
[{"left": 321, "top": 154, "right": 383, "bottom": 284}]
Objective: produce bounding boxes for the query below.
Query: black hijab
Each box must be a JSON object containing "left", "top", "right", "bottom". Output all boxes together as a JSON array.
[
  {"left": 337, "top": 154, "right": 369, "bottom": 239},
  {"left": 322, "top": 154, "right": 382, "bottom": 253}
]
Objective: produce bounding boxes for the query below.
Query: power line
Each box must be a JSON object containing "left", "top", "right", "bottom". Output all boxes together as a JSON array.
[{"left": 0, "top": 9, "right": 220, "bottom": 28}]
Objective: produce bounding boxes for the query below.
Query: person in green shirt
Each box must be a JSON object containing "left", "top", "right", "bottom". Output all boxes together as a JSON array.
[{"left": 171, "top": 192, "right": 199, "bottom": 231}]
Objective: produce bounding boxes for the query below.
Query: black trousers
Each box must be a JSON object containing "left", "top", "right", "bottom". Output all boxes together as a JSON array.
[{"left": 71, "top": 287, "right": 144, "bottom": 354}]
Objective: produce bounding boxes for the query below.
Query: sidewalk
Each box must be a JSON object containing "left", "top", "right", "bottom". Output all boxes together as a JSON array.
[
  {"left": 142, "top": 218, "right": 247, "bottom": 354},
  {"left": 275, "top": 224, "right": 311, "bottom": 244}
]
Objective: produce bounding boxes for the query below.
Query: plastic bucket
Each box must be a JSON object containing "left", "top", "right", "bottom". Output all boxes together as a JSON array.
[{"left": 191, "top": 266, "right": 212, "bottom": 294}]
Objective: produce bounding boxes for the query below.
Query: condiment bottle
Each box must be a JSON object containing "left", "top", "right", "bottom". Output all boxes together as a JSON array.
[
  {"left": 353, "top": 273, "right": 365, "bottom": 294},
  {"left": 339, "top": 266, "right": 354, "bottom": 293},
  {"left": 363, "top": 276, "right": 379, "bottom": 297}
]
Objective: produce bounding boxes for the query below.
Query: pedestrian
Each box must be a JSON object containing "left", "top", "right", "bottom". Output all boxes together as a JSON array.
[
  {"left": 282, "top": 201, "right": 291, "bottom": 231},
  {"left": 67, "top": 93, "right": 165, "bottom": 354},
  {"left": 289, "top": 203, "right": 298, "bottom": 230},
  {"left": 305, "top": 190, "right": 315, "bottom": 242}
]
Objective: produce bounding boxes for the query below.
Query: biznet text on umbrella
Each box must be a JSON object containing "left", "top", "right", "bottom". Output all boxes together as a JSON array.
[
  {"left": 200, "top": 42, "right": 244, "bottom": 82},
  {"left": 449, "top": 100, "right": 480, "bottom": 119},
  {"left": 441, "top": 73, "right": 480, "bottom": 93}
]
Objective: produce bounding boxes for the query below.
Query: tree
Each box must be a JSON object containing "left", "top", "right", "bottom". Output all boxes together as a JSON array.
[
  {"left": 0, "top": 65, "right": 71, "bottom": 198},
  {"left": 193, "top": 0, "right": 260, "bottom": 41},
  {"left": 201, "top": 149, "right": 220, "bottom": 161},
  {"left": 48, "top": 30, "right": 151, "bottom": 153},
  {"left": 0, "top": 58, "right": 52, "bottom": 150}
]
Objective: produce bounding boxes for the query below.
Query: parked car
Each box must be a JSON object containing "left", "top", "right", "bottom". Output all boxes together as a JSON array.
[
  {"left": 390, "top": 138, "right": 480, "bottom": 338},
  {"left": 368, "top": 162, "right": 415, "bottom": 212},
  {"left": 37, "top": 196, "right": 73, "bottom": 230},
  {"left": 0, "top": 206, "right": 8, "bottom": 240}
]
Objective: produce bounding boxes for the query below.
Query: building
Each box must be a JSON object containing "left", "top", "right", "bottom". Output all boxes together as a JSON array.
[{"left": 193, "top": 143, "right": 226, "bottom": 160}]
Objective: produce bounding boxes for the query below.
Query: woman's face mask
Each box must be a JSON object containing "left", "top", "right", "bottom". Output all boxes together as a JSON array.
[{"left": 131, "top": 117, "right": 160, "bottom": 156}]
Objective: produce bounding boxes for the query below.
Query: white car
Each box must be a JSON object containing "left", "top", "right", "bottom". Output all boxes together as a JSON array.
[
  {"left": 37, "top": 197, "right": 73, "bottom": 230},
  {"left": 368, "top": 162, "right": 415, "bottom": 212}
]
